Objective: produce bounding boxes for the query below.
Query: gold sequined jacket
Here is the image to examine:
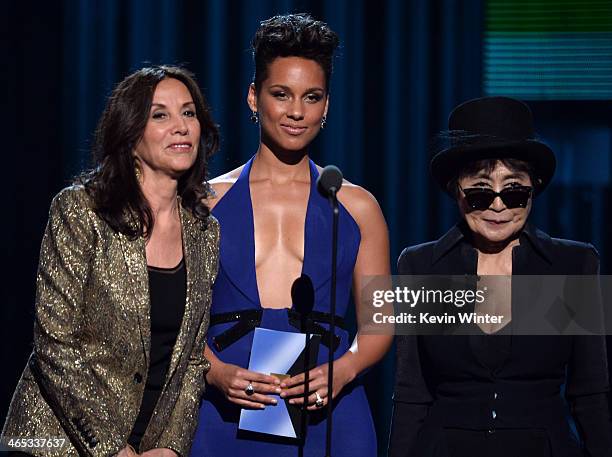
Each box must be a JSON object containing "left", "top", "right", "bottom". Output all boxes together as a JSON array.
[{"left": 2, "top": 186, "right": 219, "bottom": 457}]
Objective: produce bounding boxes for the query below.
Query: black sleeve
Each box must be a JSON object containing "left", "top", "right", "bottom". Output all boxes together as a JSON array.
[
  {"left": 388, "top": 249, "right": 433, "bottom": 457},
  {"left": 565, "top": 245, "right": 612, "bottom": 457},
  {"left": 388, "top": 402, "right": 430, "bottom": 457},
  {"left": 566, "top": 336, "right": 612, "bottom": 457}
]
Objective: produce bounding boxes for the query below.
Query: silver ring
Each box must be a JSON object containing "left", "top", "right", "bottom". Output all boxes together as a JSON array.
[
  {"left": 315, "top": 391, "right": 324, "bottom": 408},
  {"left": 245, "top": 382, "right": 254, "bottom": 396}
]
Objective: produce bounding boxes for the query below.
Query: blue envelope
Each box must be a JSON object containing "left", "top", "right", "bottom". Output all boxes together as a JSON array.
[{"left": 239, "top": 327, "right": 320, "bottom": 438}]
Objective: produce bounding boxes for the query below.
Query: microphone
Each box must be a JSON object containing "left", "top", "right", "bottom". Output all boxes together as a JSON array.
[
  {"left": 317, "top": 165, "right": 343, "bottom": 198},
  {"left": 291, "top": 274, "right": 315, "bottom": 450},
  {"left": 291, "top": 274, "right": 315, "bottom": 318}
]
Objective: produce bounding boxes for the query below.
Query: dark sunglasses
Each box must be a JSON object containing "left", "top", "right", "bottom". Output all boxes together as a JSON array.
[{"left": 459, "top": 185, "right": 533, "bottom": 210}]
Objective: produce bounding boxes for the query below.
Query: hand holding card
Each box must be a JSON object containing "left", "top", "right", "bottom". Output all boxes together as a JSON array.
[{"left": 238, "top": 328, "right": 320, "bottom": 438}]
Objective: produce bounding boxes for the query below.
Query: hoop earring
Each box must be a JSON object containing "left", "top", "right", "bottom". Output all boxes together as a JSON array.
[
  {"left": 250, "top": 111, "right": 259, "bottom": 124},
  {"left": 320, "top": 116, "right": 327, "bottom": 130}
]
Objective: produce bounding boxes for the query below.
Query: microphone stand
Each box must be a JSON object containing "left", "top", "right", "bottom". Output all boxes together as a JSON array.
[
  {"left": 300, "top": 302, "right": 309, "bottom": 457},
  {"left": 325, "top": 188, "right": 339, "bottom": 457},
  {"left": 291, "top": 274, "right": 314, "bottom": 457}
]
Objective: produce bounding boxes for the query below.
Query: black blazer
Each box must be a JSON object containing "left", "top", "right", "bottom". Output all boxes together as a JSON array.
[{"left": 389, "top": 223, "right": 612, "bottom": 457}]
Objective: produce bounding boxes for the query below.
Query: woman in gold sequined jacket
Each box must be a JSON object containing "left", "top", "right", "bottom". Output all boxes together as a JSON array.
[{"left": 2, "top": 66, "right": 220, "bottom": 457}]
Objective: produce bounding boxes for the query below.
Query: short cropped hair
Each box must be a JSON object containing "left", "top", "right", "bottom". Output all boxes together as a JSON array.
[{"left": 251, "top": 13, "right": 340, "bottom": 91}]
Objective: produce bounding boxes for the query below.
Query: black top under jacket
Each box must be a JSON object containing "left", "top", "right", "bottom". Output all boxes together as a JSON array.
[
  {"left": 389, "top": 223, "right": 612, "bottom": 457},
  {"left": 128, "top": 259, "right": 187, "bottom": 450}
]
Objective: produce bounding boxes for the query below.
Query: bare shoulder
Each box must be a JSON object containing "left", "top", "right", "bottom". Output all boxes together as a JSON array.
[
  {"left": 312, "top": 163, "right": 385, "bottom": 229},
  {"left": 204, "top": 165, "right": 245, "bottom": 210},
  {"left": 337, "top": 180, "right": 385, "bottom": 230},
  {"left": 338, "top": 180, "right": 390, "bottom": 275}
]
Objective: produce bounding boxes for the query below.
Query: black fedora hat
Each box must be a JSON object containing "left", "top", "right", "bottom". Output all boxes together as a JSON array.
[{"left": 430, "top": 96, "right": 556, "bottom": 196}]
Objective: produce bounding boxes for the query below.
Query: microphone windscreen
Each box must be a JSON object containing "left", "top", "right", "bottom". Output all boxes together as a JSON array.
[
  {"left": 291, "top": 274, "right": 315, "bottom": 316},
  {"left": 316, "top": 165, "right": 343, "bottom": 197}
]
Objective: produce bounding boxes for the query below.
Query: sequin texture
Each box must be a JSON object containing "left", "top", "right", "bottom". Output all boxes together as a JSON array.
[{"left": 2, "top": 186, "right": 219, "bottom": 456}]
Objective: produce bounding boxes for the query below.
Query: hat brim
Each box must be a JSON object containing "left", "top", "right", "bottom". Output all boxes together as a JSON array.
[{"left": 430, "top": 139, "right": 556, "bottom": 196}]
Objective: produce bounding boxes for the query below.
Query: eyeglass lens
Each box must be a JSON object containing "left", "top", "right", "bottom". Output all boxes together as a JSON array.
[{"left": 463, "top": 187, "right": 532, "bottom": 210}]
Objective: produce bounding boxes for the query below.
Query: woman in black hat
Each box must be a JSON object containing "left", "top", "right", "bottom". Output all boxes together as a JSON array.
[{"left": 388, "top": 97, "right": 611, "bottom": 457}]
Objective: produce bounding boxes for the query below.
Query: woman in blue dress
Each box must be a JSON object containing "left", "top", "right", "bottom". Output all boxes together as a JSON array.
[{"left": 190, "top": 14, "right": 392, "bottom": 457}]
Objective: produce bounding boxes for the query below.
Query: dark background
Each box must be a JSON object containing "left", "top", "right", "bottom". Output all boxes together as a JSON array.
[{"left": 4, "top": 1, "right": 611, "bottom": 455}]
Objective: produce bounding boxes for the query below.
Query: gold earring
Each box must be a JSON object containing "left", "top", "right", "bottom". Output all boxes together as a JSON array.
[{"left": 135, "top": 164, "right": 142, "bottom": 181}]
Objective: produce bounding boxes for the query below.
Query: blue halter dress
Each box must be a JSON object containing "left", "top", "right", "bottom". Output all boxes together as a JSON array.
[{"left": 189, "top": 157, "right": 376, "bottom": 456}]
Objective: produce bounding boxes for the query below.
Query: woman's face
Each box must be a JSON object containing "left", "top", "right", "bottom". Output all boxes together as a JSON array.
[
  {"left": 457, "top": 161, "right": 533, "bottom": 245},
  {"left": 248, "top": 56, "right": 328, "bottom": 153},
  {"left": 134, "top": 78, "right": 201, "bottom": 180}
]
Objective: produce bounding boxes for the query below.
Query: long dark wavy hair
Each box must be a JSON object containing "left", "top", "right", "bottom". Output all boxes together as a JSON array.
[{"left": 79, "top": 66, "right": 219, "bottom": 238}]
